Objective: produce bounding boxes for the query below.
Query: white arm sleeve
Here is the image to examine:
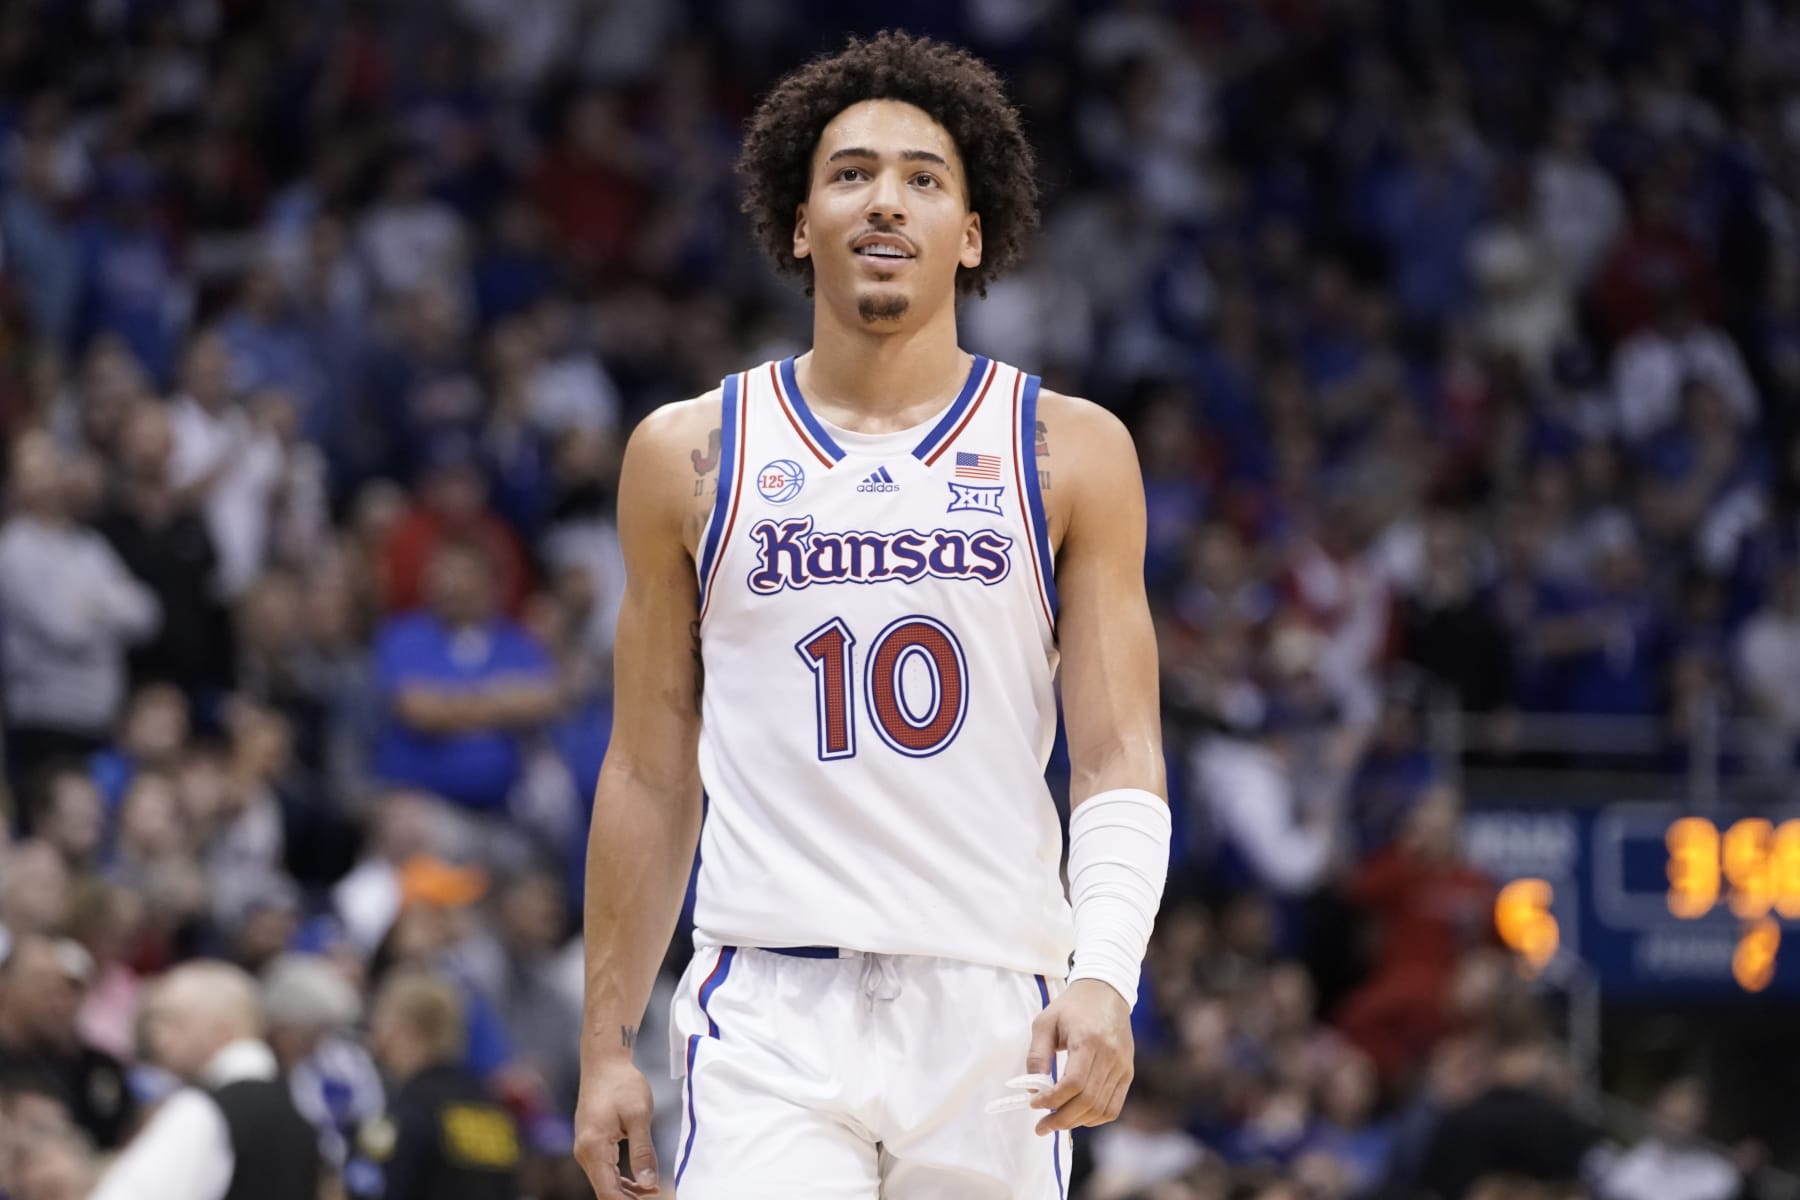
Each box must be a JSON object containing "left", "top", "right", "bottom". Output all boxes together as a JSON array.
[{"left": 1065, "top": 788, "right": 1172, "bottom": 1008}]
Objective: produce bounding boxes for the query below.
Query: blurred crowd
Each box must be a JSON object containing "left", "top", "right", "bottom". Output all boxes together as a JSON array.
[{"left": 0, "top": 0, "right": 1798, "bottom": 1197}]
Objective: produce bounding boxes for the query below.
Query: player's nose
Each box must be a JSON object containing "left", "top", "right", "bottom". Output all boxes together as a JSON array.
[{"left": 865, "top": 168, "right": 908, "bottom": 223}]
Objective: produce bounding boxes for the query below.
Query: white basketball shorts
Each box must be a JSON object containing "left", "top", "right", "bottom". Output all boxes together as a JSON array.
[{"left": 667, "top": 945, "right": 1071, "bottom": 1198}]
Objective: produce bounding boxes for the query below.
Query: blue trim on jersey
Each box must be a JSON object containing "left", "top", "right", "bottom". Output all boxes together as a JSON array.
[
  {"left": 696, "top": 373, "right": 740, "bottom": 600},
  {"left": 677, "top": 1034, "right": 701, "bottom": 1185},
  {"left": 910, "top": 355, "right": 992, "bottom": 461},
  {"left": 675, "top": 945, "right": 737, "bottom": 1186},
  {"left": 1035, "top": 974, "right": 1065, "bottom": 1199},
  {"left": 779, "top": 357, "right": 847, "bottom": 462},
  {"left": 698, "top": 945, "right": 735, "bottom": 1037},
  {"left": 1020, "top": 374, "right": 1059, "bottom": 621},
  {"left": 764, "top": 945, "right": 840, "bottom": 958}
]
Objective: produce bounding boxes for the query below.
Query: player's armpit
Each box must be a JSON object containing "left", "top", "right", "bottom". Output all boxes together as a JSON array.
[{"left": 1035, "top": 391, "right": 1165, "bottom": 806}]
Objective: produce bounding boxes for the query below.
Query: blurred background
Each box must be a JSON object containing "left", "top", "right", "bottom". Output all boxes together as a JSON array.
[{"left": 0, "top": 0, "right": 1798, "bottom": 1198}]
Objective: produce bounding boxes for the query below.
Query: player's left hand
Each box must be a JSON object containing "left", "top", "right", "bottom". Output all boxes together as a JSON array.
[{"left": 1024, "top": 977, "right": 1134, "bottom": 1136}]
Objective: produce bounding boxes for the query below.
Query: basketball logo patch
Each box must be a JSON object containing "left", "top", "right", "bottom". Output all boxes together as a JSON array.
[{"left": 758, "top": 459, "right": 806, "bottom": 504}]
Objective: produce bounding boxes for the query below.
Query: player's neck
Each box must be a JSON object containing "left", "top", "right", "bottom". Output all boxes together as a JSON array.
[{"left": 799, "top": 302, "right": 967, "bottom": 428}]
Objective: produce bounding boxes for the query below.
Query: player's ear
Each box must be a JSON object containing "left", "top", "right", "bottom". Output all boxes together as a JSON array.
[
  {"left": 793, "top": 203, "right": 812, "bottom": 262},
  {"left": 959, "top": 211, "right": 982, "bottom": 271}
]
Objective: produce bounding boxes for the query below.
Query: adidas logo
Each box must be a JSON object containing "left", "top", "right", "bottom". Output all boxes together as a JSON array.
[{"left": 856, "top": 466, "right": 901, "bottom": 494}]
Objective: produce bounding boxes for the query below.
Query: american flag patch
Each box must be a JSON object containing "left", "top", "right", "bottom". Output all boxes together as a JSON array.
[{"left": 954, "top": 451, "right": 1002, "bottom": 480}]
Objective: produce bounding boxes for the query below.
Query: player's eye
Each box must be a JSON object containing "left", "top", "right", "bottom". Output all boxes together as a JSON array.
[
  {"left": 912, "top": 173, "right": 938, "bottom": 188},
  {"left": 835, "top": 166, "right": 866, "bottom": 182}
]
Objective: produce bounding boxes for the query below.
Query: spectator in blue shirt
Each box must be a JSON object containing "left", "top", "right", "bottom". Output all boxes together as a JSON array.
[
  {"left": 1366, "top": 116, "right": 1487, "bottom": 329},
  {"left": 1, "top": 142, "right": 83, "bottom": 354},
  {"left": 215, "top": 264, "right": 328, "bottom": 440},
  {"left": 1533, "top": 517, "right": 1669, "bottom": 716},
  {"left": 76, "top": 161, "right": 184, "bottom": 386},
  {"left": 371, "top": 541, "right": 560, "bottom": 813}
]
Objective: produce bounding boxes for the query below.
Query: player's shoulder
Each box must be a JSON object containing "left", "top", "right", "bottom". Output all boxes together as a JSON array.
[
  {"left": 626, "top": 388, "right": 724, "bottom": 460},
  {"left": 1034, "top": 387, "right": 1136, "bottom": 469},
  {"left": 620, "top": 389, "right": 730, "bottom": 551},
  {"left": 1026, "top": 388, "right": 1141, "bottom": 550}
]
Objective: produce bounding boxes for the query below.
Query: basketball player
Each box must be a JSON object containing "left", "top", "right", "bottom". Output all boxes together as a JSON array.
[{"left": 575, "top": 32, "right": 1169, "bottom": 1199}]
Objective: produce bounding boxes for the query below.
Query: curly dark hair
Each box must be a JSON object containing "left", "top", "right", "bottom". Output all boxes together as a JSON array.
[{"left": 736, "top": 30, "right": 1039, "bottom": 298}]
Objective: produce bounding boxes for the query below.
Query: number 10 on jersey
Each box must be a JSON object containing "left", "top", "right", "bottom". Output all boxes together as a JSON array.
[{"left": 796, "top": 615, "right": 969, "bottom": 760}]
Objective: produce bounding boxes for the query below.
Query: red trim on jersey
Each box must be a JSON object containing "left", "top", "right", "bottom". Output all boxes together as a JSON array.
[
  {"left": 1011, "top": 372, "right": 1055, "bottom": 629},
  {"left": 700, "top": 374, "right": 750, "bottom": 620},
  {"left": 923, "top": 358, "right": 1000, "bottom": 466},
  {"left": 770, "top": 362, "right": 835, "bottom": 468}
]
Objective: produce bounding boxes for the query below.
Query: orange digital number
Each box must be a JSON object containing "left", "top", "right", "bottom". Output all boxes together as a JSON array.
[
  {"left": 1667, "top": 817, "right": 1721, "bottom": 919},
  {"left": 1733, "top": 917, "right": 1781, "bottom": 993},
  {"left": 1495, "top": 878, "right": 1559, "bottom": 975},
  {"left": 1774, "top": 820, "right": 1800, "bottom": 920},
  {"left": 1724, "top": 818, "right": 1776, "bottom": 919}
]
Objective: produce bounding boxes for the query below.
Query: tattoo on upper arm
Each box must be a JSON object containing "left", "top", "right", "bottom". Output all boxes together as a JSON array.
[
  {"left": 690, "top": 619, "right": 704, "bottom": 711},
  {"left": 621, "top": 1025, "right": 638, "bottom": 1051},
  {"left": 1036, "top": 422, "right": 1050, "bottom": 489},
  {"left": 691, "top": 428, "right": 721, "bottom": 475}
]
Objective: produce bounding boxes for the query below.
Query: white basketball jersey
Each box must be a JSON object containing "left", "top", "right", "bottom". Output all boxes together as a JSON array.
[{"left": 691, "top": 354, "right": 1071, "bottom": 977}]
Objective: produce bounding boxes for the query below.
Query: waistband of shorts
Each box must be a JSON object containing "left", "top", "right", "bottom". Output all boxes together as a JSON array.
[
  {"left": 723, "top": 944, "right": 1068, "bottom": 976},
  {"left": 758, "top": 945, "right": 851, "bottom": 959}
]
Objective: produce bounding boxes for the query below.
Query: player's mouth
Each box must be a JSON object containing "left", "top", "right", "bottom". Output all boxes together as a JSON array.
[{"left": 851, "top": 233, "right": 916, "bottom": 263}]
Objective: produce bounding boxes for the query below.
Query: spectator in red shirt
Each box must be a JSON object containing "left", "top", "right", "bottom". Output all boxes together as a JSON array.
[
  {"left": 1335, "top": 784, "right": 1497, "bottom": 1082},
  {"left": 1590, "top": 175, "right": 1721, "bottom": 343},
  {"left": 381, "top": 436, "right": 531, "bottom": 618},
  {"left": 529, "top": 91, "right": 645, "bottom": 278}
]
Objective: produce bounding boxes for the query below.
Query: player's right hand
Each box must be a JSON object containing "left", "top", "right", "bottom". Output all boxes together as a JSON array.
[{"left": 574, "top": 1057, "right": 661, "bottom": 1198}]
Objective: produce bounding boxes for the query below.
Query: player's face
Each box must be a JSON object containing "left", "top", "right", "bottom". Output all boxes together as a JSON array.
[{"left": 795, "top": 99, "right": 983, "bottom": 327}]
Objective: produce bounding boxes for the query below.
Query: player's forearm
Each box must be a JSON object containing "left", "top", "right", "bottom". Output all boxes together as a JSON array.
[
  {"left": 1068, "top": 734, "right": 1166, "bottom": 807},
  {"left": 1062, "top": 704, "right": 1170, "bottom": 1006},
  {"left": 580, "top": 760, "right": 704, "bottom": 1068}
]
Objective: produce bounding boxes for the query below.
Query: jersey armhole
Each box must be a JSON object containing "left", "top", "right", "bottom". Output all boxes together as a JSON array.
[
  {"left": 697, "top": 373, "right": 747, "bottom": 616},
  {"left": 1016, "top": 373, "right": 1059, "bottom": 629}
]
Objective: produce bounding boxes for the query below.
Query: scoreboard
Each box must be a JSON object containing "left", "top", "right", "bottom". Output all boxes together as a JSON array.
[{"left": 1465, "top": 806, "right": 1800, "bottom": 996}]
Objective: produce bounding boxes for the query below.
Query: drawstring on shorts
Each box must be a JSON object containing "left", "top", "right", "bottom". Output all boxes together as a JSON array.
[{"left": 859, "top": 952, "right": 902, "bottom": 1009}]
